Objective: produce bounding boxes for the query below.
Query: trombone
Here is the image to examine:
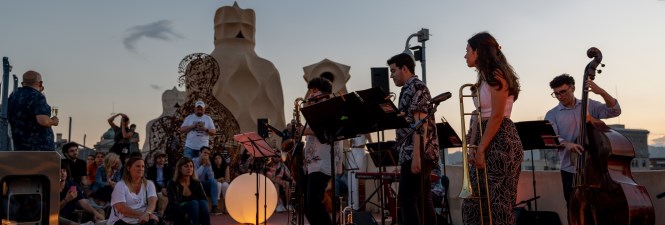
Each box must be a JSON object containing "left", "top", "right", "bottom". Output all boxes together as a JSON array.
[{"left": 458, "top": 83, "right": 493, "bottom": 225}]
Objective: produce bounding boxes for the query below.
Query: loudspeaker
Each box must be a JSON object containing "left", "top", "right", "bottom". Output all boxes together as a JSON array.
[
  {"left": 515, "top": 208, "right": 562, "bottom": 225},
  {"left": 351, "top": 211, "right": 378, "bottom": 225},
  {"left": 257, "top": 118, "right": 269, "bottom": 138},
  {"left": 371, "top": 67, "right": 389, "bottom": 95}
]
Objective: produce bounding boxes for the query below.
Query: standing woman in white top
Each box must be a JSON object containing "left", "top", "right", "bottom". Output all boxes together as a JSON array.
[
  {"left": 461, "top": 32, "right": 524, "bottom": 225},
  {"left": 108, "top": 157, "right": 164, "bottom": 225}
]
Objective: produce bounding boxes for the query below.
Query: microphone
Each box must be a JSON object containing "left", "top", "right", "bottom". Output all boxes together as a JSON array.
[
  {"left": 427, "top": 92, "right": 452, "bottom": 105},
  {"left": 304, "top": 94, "right": 330, "bottom": 103}
]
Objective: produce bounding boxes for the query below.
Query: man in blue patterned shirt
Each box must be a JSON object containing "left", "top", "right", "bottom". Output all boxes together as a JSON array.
[
  {"left": 8, "top": 70, "right": 59, "bottom": 151},
  {"left": 388, "top": 53, "right": 439, "bottom": 225}
]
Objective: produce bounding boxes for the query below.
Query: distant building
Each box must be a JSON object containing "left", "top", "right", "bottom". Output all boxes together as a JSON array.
[
  {"left": 54, "top": 133, "right": 67, "bottom": 151},
  {"left": 93, "top": 128, "right": 115, "bottom": 154},
  {"left": 609, "top": 124, "right": 650, "bottom": 170},
  {"left": 521, "top": 148, "right": 560, "bottom": 171},
  {"left": 649, "top": 146, "right": 665, "bottom": 170}
]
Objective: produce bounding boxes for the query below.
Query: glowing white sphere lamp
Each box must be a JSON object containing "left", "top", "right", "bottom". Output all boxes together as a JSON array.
[{"left": 225, "top": 173, "right": 278, "bottom": 224}]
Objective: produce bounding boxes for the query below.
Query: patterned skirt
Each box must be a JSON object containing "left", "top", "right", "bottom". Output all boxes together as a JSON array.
[{"left": 462, "top": 118, "right": 523, "bottom": 225}]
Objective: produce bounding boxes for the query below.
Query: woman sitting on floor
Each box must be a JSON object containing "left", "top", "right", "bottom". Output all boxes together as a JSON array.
[{"left": 166, "top": 157, "right": 211, "bottom": 225}]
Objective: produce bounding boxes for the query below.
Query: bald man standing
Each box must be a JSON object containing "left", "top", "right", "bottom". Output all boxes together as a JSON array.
[{"left": 8, "top": 70, "right": 59, "bottom": 151}]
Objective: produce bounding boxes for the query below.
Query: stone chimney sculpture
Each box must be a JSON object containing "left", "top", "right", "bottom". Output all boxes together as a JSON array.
[
  {"left": 302, "top": 58, "right": 351, "bottom": 96},
  {"left": 210, "top": 2, "right": 286, "bottom": 136}
]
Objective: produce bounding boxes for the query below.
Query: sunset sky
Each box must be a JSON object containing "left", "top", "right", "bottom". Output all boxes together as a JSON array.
[{"left": 2, "top": 0, "right": 664, "bottom": 149}]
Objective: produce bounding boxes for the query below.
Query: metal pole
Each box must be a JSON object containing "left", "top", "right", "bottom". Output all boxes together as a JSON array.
[
  {"left": 404, "top": 28, "right": 429, "bottom": 84},
  {"left": 416, "top": 28, "right": 429, "bottom": 84},
  {"left": 68, "top": 117, "right": 72, "bottom": 143},
  {"left": 1, "top": 57, "right": 11, "bottom": 151},
  {"left": 421, "top": 40, "right": 427, "bottom": 84}
]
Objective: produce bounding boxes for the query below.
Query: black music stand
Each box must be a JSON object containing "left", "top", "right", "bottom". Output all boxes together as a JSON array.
[
  {"left": 514, "top": 120, "right": 560, "bottom": 216},
  {"left": 436, "top": 118, "right": 461, "bottom": 225},
  {"left": 367, "top": 141, "right": 399, "bottom": 168},
  {"left": 233, "top": 132, "right": 278, "bottom": 225},
  {"left": 301, "top": 87, "right": 408, "bottom": 225},
  {"left": 436, "top": 120, "right": 463, "bottom": 149},
  {"left": 364, "top": 141, "right": 399, "bottom": 225}
]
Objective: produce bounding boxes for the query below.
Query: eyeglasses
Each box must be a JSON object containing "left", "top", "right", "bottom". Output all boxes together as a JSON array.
[{"left": 551, "top": 86, "right": 572, "bottom": 98}]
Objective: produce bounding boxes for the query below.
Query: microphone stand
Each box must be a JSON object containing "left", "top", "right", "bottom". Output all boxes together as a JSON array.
[{"left": 394, "top": 101, "right": 439, "bottom": 225}]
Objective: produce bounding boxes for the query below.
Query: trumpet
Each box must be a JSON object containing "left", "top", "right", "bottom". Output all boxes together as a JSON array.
[{"left": 458, "top": 83, "right": 493, "bottom": 225}]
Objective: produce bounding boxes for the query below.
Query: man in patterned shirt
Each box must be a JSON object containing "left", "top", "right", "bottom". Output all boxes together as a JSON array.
[
  {"left": 388, "top": 53, "right": 439, "bottom": 225},
  {"left": 8, "top": 70, "right": 59, "bottom": 151}
]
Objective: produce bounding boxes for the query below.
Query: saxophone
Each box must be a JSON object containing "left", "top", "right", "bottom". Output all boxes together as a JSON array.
[
  {"left": 284, "top": 97, "right": 304, "bottom": 225},
  {"left": 282, "top": 97, "right": 304, "bottom": 153}
]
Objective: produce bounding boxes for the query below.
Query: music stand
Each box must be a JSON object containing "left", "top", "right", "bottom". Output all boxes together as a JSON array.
[
  {"left": 301, "top": 87, "right": 408, "bottom": 225},
  {"left": 514, "top": 120, "right": 560, "bottom": 216},
  {"left": 435, "top": 118, "right": 460, "bottom": 225},
  {"left": 233, "top": 132, "right": 278, "bottom": 225},
  {"left": 436, "top": 119, "right": 463, "bottom": 149},
  {"left": 367, "top": 141, "right": 399, "bottom": 168},
  {"left": 364, "top": 141, "right": 400, "bottom": 224}
]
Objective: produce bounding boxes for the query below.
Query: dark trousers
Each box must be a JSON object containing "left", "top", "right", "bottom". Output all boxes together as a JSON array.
[
  {"left": 560, "top": 170, "right": 574, "bottom": 207},
  {"left": 182, "top": 200, "right": 211, "bottom": 225},
  {"left": 304, "top": 172, "right": 332, "bottom": 225},
  {"left": 113, "top": 218, "right": 164, "bottom": 225},
  {"left": 399, "top": 160, "right": 436, "bottom": 225}
]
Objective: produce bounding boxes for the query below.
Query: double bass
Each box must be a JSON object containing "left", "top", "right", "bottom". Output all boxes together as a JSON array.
[{"left": 568, "top": 48, "right": 655, "bottom": 225}]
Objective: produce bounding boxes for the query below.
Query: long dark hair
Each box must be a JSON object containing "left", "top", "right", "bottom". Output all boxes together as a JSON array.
[
  {"left": 468, "top": 32, "right": 520, "bottom": 100},
  {"left": 212, "top": 153, "right": 226, "bottom": 169},
  {"left": 173, "top": 157, "right": 199, "bottom": 182}
]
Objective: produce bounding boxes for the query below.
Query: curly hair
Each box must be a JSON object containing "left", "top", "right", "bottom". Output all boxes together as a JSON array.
[
  {"left": 549, "top": 73, "right": 575, "bottom": 89},
  {"left": 467, "top": 32, "right": 520, "bottom": 100}
]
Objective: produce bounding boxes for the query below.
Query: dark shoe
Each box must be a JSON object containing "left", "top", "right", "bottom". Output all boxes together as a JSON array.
[{"left": 211, "top": 206, "right": 222, "bottom": 215}]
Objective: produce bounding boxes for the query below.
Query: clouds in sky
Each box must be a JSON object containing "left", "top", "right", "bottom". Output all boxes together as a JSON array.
[
  {"left": 123, "top": 20, "right": 183, "bottom": 51},
  {"left": 149, "top": 84, "right": 162, "bottom": 90},
  {"left": 652, "top": 135, "right": 665, "bottom": 147}
]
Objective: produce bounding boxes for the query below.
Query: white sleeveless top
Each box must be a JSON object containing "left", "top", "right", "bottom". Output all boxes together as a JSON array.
[{"left": 472, "top": 81, "right": 514, "bottom": 117}]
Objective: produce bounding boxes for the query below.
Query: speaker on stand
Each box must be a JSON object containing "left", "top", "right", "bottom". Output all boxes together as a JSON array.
[{"left": 371, "top": 67, "right": 389, "bottom": 95}]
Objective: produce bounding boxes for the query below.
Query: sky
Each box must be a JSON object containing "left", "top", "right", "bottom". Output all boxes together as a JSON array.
[{"left": 1, "top": 0, "right": 664, "bottom": 150}]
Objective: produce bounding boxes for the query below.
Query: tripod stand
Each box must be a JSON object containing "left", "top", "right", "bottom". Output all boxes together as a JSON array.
[
  {"left": 233, "top": 132, "right": 278, "bottom": 225},
  {"left": 513, "top": 120, "right": 561, "bottom": 225}
]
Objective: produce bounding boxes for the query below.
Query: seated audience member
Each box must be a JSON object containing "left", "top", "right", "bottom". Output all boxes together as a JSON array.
[
  {"left": 115, "top": 152, "right": 144, "bottom": 180},
  {"left": 61, "top": 142, "right": 89, "bottom": 188},
  {"left": 87, "top": 155, "right": 96, "bottom": 167},
  {"left": 232, "top": 149, "right": 252, "bottom": 178},
  {"left": 146, "top": 151, "right": 173, "bottom": 215},
  {"left": 266, "top": 155, "right": 293, "bottom": 212},
  {"left": 92, "top": 153, "right": 122, "bottom": 203},
  {"left": 193, "top": 147, "right": 220, "bottom": 214},
  {"left": 166, "top": 157, "right": 211, "bottom": 225},
  {"left": 59, "top": 164, "right": 105, "bottom": 225},
  {"left": 108, "top": 157, "right": 164, "bottom": 225},
  {"left": 212, "top": 153, "right": 230, "bottom": 210},
  {"left": 88, "top": 152, "right": 105, "bottom": 187}
]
